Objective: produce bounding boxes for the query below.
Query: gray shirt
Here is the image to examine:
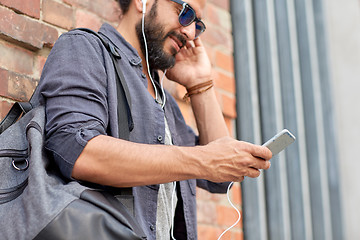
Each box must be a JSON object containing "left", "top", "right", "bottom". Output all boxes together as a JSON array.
[{"left": 34, "top": 23, "right": 228, "bottom": 240}]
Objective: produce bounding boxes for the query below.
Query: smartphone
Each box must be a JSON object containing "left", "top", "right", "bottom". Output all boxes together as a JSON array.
[{"left": 262, "top": 129, "right": 296, "bottom": 156}]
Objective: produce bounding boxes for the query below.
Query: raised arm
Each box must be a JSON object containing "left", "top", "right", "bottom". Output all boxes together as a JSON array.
[{"left": 165, "top": 38, "right": 228, "bottom": 144}]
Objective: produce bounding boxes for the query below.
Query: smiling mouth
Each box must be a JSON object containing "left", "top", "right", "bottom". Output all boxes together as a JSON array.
[{"left": 169, "top": 36, "right": 184, "bottom": 52}]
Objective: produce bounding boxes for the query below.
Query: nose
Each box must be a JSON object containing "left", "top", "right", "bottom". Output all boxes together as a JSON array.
[{"left": 180, "top": 22, "right": 196, "bottom": 40}]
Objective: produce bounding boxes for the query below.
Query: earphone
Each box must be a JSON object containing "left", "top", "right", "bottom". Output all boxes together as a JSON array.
[
  {"left": 141, "top": 0, "right": 147, "bottom": 13},
  {"left": 217, "top": 182, "right": 241, "bottom": 240},
  {"left": 140, "top": 0, "right": 167, "bottom": 108}
]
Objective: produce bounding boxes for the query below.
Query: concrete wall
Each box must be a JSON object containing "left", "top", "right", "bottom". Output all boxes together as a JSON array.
[{"left": 324, "top": 0, "right": 360, "bottom": 239}]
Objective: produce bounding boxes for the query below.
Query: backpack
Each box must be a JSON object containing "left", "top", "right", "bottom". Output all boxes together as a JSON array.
[{"left": 0, "top": 29, "right": 145, "bottom": 240}]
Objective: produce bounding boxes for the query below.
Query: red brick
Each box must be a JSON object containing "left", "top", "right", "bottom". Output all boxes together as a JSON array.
[
  {"left": 212, "top": 193, "right": 224, "bottom": 203},
  {"left": 43, "top": 0, "right": 74, "bottom": 30},
  {"left": 231, "top": 183, "right": 242, "bottom": 205},
  {"left": 221, "top": 94, "right": 237, "bottom": 119},
  {"left": 196, "top": 187, "right": 212, "bottom": 201},
  {"left": 197, "top": 200, "right": 217, "bottom": 224},
  {"left": 208, "top": 0, "right": 230, "bottom": 11},
  {"left": 205, "top": 5, "right": 231, "bottom": 33},
  {"left": 64, "top": 0, "right": 121, "bottom": 22},
  {"left": 204, "top": 44, "right": 216, "bottom": 68},
  {"left": 205, "top": 3, "right": 221, "bottom": 26},
  {"left": 214, "top": 71, "right": 235, "bottom": 94},
  {"left": 224, "top": 117, "right": 234, "bottom": 136},
  {"left": 232, "top": 231, "right": 244, "bottom": 240},
  {"left": 75, "top": 9, "right": 103, "bottom": 31},
  {"left": 198, "top": 225, "right": 222, "bottom": 240},
  {"left": 0, "top": 100, "right": 13, "bottom": 121},
  {"left": 0, "top": 6, "right": 59, "bottom": 50},
  {"left": 205, "top": 3, "right": 232, "bottom": 32},
  {"left": 0, "top": 42, "right": 34, "bottom": 75},
  {"left": 0, "top": 70, "right": 7, "bottom": 97},
  {"left": 0, "top": 68, "right": 36, "bottom": 101},
  {"left": 196, "top": 187, "right": 222, "bottom": 203},
  {"left": 202, "top": 24, "right": 233, "bottom": 50},
  {"left": 0, "top": 0, "right": 40, "bottom": 19},
  {"left": 215, "top": 50, "right": 234, "bottom": 73},
  {"left": 219, "top": 231, "right": 232, "bottom": 240},
  {"left": 216, "top": 205, "right": 242, "bottom": 228},
  {"left": 35, "top": 55, "right": 47, "bottom": 79}
]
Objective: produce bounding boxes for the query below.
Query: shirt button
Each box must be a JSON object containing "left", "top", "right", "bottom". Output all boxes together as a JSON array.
[
  {"left": 149, "top": 225, "right": 155, "bottom": 231},
  {"left": 79, "top": 129, "right": 85, "bottom": 137},
  {"left": 157, "top": 136, "right": 163, "bottom": 142},
  {"left": 141, "top": 73, "right": 146, "bottom": 78}
]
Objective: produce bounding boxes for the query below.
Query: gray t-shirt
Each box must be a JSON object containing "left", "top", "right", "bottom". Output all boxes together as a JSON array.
[{"left": 156, "top": 99, "right": 178, "bottom": 239}]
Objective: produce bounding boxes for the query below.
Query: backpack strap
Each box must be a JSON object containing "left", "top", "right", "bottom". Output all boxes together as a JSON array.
[
  {"left": 74, "top": 28, "right": 134, "bottom": 140},
  {"left": 73, "top": 28, "right": 134, "bottom": 196},
  {"left": 0, "top": 102, "right": 32, "bottom": 134}
]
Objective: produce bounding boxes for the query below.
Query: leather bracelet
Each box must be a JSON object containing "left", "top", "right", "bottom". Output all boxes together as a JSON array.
[{"left": 183, "top": 80, "right": 214, "bottom": 101}]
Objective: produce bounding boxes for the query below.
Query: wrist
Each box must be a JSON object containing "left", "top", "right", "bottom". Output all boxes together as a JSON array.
[
  {"left": 183, "top": 75, "right": 212, "bottom": 89},
  {"left": 177, "top": 145, "right": 210, "bottom": 179},
  {"left": 183, "top": 79, "right": 214, "bottom": 101}
]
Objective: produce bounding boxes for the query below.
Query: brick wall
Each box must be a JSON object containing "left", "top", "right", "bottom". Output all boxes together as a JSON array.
[{"left": 0, "top": 0, "right": 241, "bottom": 239}]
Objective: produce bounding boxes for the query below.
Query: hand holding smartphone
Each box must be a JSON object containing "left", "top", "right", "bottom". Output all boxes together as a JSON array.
[{"left": 262, "top": 129, "right": 296, "bottom": 156}]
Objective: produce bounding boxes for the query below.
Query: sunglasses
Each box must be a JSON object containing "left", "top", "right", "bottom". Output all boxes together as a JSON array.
[{"left": 169, "top": 0, "right": 206, "bottom": 38}]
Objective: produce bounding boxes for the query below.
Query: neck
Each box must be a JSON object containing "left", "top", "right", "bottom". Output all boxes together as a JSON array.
[
  {"left": 116, "top": 14, "right": 157, "bottom": 98},
  {"left": 118, "top": 14, "right": 151, "bottom": 75}
]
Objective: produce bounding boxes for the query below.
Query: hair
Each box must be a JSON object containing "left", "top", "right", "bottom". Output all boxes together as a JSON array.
[{"left": 117, "top": 0, "right": 132, "bottom": 14}]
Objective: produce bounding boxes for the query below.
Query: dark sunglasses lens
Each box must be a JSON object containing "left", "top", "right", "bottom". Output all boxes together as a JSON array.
[
  {"left": 179, "top": 6, "right": 195, "bottom": 26},
  {"left": 195, "top": 21, "right": 205, "bottom": 38}
]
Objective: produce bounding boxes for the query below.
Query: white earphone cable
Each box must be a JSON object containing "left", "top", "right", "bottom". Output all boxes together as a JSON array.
[
  {"left": 217, "top": 181, "right": 241, "bottom": 240},
  {"left": 142, "top": 11, "right": 167, "bottom": 108},
  {"left": 142, "top": 12, "right": 160, "bottom": 103},
  {"left": 160, "top": 69, "right": 167, "bottom": 108},
  {"left": 170, "top": 181, "right": 177, "bottom": 240}
]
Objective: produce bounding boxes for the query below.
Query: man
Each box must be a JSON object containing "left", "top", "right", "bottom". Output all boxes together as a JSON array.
[{"left": 36, "top": 0, "right": 272, "bottom": 239}]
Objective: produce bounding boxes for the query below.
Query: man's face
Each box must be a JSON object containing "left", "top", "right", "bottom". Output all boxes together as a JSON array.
[{"left": 135, "top": 0, "right": 190, "bottom": 71}]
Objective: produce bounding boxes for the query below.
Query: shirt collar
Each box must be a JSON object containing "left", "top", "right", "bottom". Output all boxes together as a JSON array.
[{"left": 98, "top": 23, "right": 142, "bottom": 66}]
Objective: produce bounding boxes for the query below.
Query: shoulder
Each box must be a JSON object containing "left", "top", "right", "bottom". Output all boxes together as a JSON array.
[
  {"left": 56, "top": 29, "right": 105, "bottom": 50},
  {"left": 45, "top": 28, "right": 113, "bottom": 70}
]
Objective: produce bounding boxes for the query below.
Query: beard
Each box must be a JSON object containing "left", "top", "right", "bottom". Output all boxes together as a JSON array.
[{"left": 135, "top": 1, "right": 186, "bottom": 71}]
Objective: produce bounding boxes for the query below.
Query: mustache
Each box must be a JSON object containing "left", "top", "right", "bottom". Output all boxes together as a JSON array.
[{"left": 165, "top": 31, "right": 187, "bottom": 49}]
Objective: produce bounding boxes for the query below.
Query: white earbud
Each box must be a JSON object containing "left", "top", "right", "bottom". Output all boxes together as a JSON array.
[{"left": 141, "top": 0, "right": 147, "bottom": 14}]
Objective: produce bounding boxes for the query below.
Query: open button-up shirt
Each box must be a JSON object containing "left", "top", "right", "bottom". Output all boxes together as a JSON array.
[{"left": 34, "top": 23, "right": 228, "bottom": 240}]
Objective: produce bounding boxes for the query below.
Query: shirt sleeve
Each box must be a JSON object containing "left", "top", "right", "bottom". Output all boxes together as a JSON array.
[
  {"left": 196, "top": 180, "right": 231, "bottom": 194},
  {"left": 38, "top": 32, "right": 110, "bottom": 180}
]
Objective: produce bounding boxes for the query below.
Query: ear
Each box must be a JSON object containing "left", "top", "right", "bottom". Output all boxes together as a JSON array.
[{"left": 134, "top": 0, "right": 147, "bottom": 14}]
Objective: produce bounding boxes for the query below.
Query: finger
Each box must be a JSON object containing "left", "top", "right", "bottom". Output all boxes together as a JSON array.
[
  {"left": 250, "top": 157, "right": 271, "bottom": 170},
  {"left": 249, "top": 144, "right": 273, "bottom": 160},
  {"left": 238, "top": 176, "right": 245, "bottom": 182},
  {"left": 246, "top": 167, "right": 261, "bottom": 178},
  {"left": 185, "top": 40, "right": 194, "bottom": 49},
  {"left": 193, "top": 37, "right": 203, "bottom": 47}
]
